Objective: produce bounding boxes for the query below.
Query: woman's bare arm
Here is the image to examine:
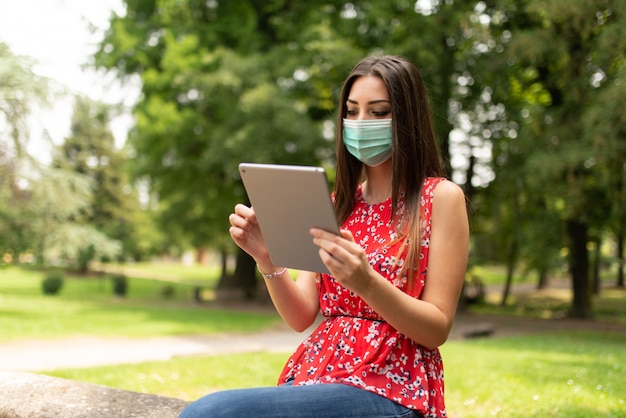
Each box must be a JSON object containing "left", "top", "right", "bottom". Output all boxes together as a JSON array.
[
  {"left": 229, "top": 203, "right": 320, "bottom": 332},
  {"left": 313, "top": 180, "right": 469, "bottom": 349}
]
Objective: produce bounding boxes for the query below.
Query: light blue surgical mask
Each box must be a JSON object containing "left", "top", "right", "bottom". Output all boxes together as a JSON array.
[{"left": 343, "top": 118, "right": 393, "bottom": 166}]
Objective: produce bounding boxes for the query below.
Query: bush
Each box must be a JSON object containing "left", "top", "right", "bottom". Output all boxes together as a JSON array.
[
  {"left": 160, "top": 284, "right": 176, "bottom": 299},
  {"left": 111, "top": 274, "right": 128, "bottom": 297},
  {"left": 42, "top": 273, "right": 64, "bottom": 295}
]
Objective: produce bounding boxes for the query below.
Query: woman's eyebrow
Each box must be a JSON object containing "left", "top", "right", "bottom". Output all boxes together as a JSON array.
[{"left": 346, "top": 98, "right": 391, "bottom": 104}]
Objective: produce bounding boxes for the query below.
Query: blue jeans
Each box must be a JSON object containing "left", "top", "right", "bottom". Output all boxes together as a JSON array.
[{"left": 179, "top": 381, "right": 422, "bottom": 418}]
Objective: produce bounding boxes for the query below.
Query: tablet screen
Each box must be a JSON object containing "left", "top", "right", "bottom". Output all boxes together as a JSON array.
[{"left": 239, "top": 163, "right": 339, "bottom": 274}]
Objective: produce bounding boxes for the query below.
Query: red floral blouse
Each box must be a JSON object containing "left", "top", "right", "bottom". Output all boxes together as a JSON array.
[{"left": 278, "top": 177, "right": 448, "bottom": 418}]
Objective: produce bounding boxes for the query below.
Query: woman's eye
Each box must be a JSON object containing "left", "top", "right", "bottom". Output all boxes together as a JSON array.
[
  {"left": 372, "top": 110, "right": 390, "bottom": 117},
  {"left": 346, "top": 109, "right": 359, "bottom": 116}
]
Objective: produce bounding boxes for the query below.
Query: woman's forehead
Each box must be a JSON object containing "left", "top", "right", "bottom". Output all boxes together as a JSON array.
[{"left": 347, "top": 76, "right": 389, "bottom": 103}]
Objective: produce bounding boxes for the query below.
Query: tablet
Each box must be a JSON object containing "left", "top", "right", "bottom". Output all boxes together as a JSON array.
[{"left": 238, "top": 163, "right": 339, "bottom": 274}]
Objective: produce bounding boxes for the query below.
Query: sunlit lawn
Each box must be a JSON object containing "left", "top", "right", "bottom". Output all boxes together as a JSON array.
[
  {"left": 468, "top": 264, "right": 532, "bottom": 286},
  {"left": 47, "top": 331, "right": 626, "bottom": 418},
  {"left": 92, "top": 261, "right": 221, "bottom": 286},
  {"left": 48, "top": 351, "right": 288, "bottom": 403},
  {"left": 0, "top": 266, "right": 280, "bottom": 341},
  {"left": 442, "top": 331, "right": 626, "bottom": 418}
]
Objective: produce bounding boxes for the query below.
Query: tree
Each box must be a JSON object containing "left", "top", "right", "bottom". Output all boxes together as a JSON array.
[
  {"left": 93, "top": 0, "right": 518, "bottom": 300},
  {"left": 0, "top": 43, "right": 49, "bottom": 159},
  {"left": 0, "top": 42, "right": 49, "bottom": 263},
  {"left": 95, "top": 1, "right": 335, "bottom": 299},
  {"left": 479, "top": 0, "right": 625, "bottom": 318},
  {"left": 95, "top": 0, "right": 625, "bottom": 308},
  {"left": 581, "top": 10, "right": 626, "bottom": 288},
  {"left": 0, "top": 43, "right": 126, "bottom": 267},
  {"left": 54, "top": 96, "right": 150, "bottom": 269},
  {"left": 0, "top": 146, "right": 33, "bottom": 263}
]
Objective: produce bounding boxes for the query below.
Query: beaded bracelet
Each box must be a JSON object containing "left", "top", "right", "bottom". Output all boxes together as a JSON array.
[{"left": 257, "top": 265, "right": 287, "bottom": 280}]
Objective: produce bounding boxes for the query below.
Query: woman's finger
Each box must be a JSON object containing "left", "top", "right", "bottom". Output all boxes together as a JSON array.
[
  {"left": 339, "top": 229, "right": 355, "bottom": 242},
  {"left": 229, "top": 225, "right": 246, "bottom": 240},
  {"left": 228, "top": 213, "right": 246, "bottom": 228},
  {"left": 234, "top": 204, "right": 257, "bottom": 223},
  {"left": 319, "top": 247, "right": 343, "bottom": 270}
]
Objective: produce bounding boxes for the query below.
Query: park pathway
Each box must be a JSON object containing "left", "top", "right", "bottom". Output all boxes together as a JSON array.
[
  {"left": 0, "top": 325, "right": 313, "bottom": 372},
  {"left": 2, "top": 310, "right": 625, "bottom": 372},
  {"left": 0, "top": 312, "right": 480, "bottom": 372}
]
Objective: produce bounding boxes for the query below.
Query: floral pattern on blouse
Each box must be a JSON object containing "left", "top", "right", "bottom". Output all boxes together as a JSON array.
[{"left": 278, "top": 177, "right": 447, "bottom": 418}]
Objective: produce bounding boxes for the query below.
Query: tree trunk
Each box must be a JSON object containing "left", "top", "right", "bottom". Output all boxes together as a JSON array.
[
  {"left": 196, "top": 247, "right": 208, "bottom": 264},
  {"left": 500, "top": 240, "right": 517, "bottom": 306},
  {"left": 617, "top": 232, "right": 624, "bottom": 288},
  {"left": 566, "top": 219, "right": 593, "bottom": 319},
  {"left": 235, "top": 249, "right": 257, "bottom": 300},
  {"left": 220, "top": 247, "right": 228, "bottom": 279},
  {"left": 536, "top": 268, "right": 549, "bottom": 290},
  {"left": 216, "top": 248, "right": 258, "bottom": 301},
  {"left": 592, "top": 239, "right": 601, "bottom": 295}
]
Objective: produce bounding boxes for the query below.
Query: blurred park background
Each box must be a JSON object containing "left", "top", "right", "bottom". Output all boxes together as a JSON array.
[{"left": 1, "top": 0, "right": 625, "bottom": 417}]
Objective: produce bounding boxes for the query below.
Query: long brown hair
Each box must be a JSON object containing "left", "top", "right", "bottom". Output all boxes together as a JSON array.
[{"left": 334, "top": 55, "right": 444, "bottom": 281}]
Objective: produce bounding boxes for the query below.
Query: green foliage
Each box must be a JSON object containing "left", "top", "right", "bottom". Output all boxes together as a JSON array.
[
  {"left": 3, "top": 159, "right": 122, "bottom": 268},
  {"left": 468, "top": 0, "right": 626, "bottom": 315},
  {"left": 45, "top": 224, "right": 122, "bottom": 268},
  {"left": 98, "top": 3, "right": 354, "bottom": 262},
  {"left": 2, "top": 89, "right": 156, "bottom": 267},
  {"left": 0, "top": 46, "right": 127, "bottom": 269},
  {"left": 76, "top": 244, "right": 96, "bottom": 273},
  {"left": 54, "top": 96, "right": 155, "bottom": 263},
  {"left": 90, "top": 0, "right": 626, "bottom": 306},
  {"left": 0, "top": 155, "right": 33, "bottom": 263},
  {"left": 0, "top": 43, "right": 50, "bottom": 157},
  {"left": 41, "top": 272, "right": 64, "bottom": 295},
  {"left": 93, "top": 0, "right": 494, "bottom": 296},
  {"left": 0, "top": 43, "right": 49, "bottom": 262}
]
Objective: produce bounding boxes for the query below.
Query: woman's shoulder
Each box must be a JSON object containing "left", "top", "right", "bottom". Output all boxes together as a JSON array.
[
  {"left": 427, "top": 178, "right": 466, "bottom": 205},
  {"left": 430, "top": 177, "right": 463, "bottom": 192},
  {"left": 429, "top": 179, "right": 468, "bottom": 220},
  {"left": 422, "top": 176, "right": 462, "bottom": 195}
]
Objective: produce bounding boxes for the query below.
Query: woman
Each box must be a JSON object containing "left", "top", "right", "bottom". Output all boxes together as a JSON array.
[{"left": 180, "top": 55, "right": 469, "bottom": 418}]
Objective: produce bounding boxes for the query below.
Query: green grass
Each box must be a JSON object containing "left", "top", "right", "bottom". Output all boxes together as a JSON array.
[
  {"left": 442, "top": 331, "right": 626, "bottom": 417},
  {"left": 46, "top": 331, "right": 626, "bottom": 418},
  {"left": 92, "top": 261, "right": 221, "bottom": 286},
  {"left": 467, "top": 264, "right": 532, "bottom": 286},
  {"left": 48, "top": 351, "right": 288, "bottom": 402},
  {"left": 0, "top": 266, "right": 280, "bottom": 341}
]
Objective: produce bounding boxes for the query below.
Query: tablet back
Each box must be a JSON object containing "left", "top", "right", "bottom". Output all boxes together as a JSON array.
[{"left": 238, "top": 163, "right": 339, "bottom": 274}]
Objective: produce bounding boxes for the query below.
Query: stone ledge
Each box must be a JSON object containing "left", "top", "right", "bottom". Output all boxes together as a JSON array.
[{"left": 0, "top": 371, "right": 188, "bottom": 418}]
